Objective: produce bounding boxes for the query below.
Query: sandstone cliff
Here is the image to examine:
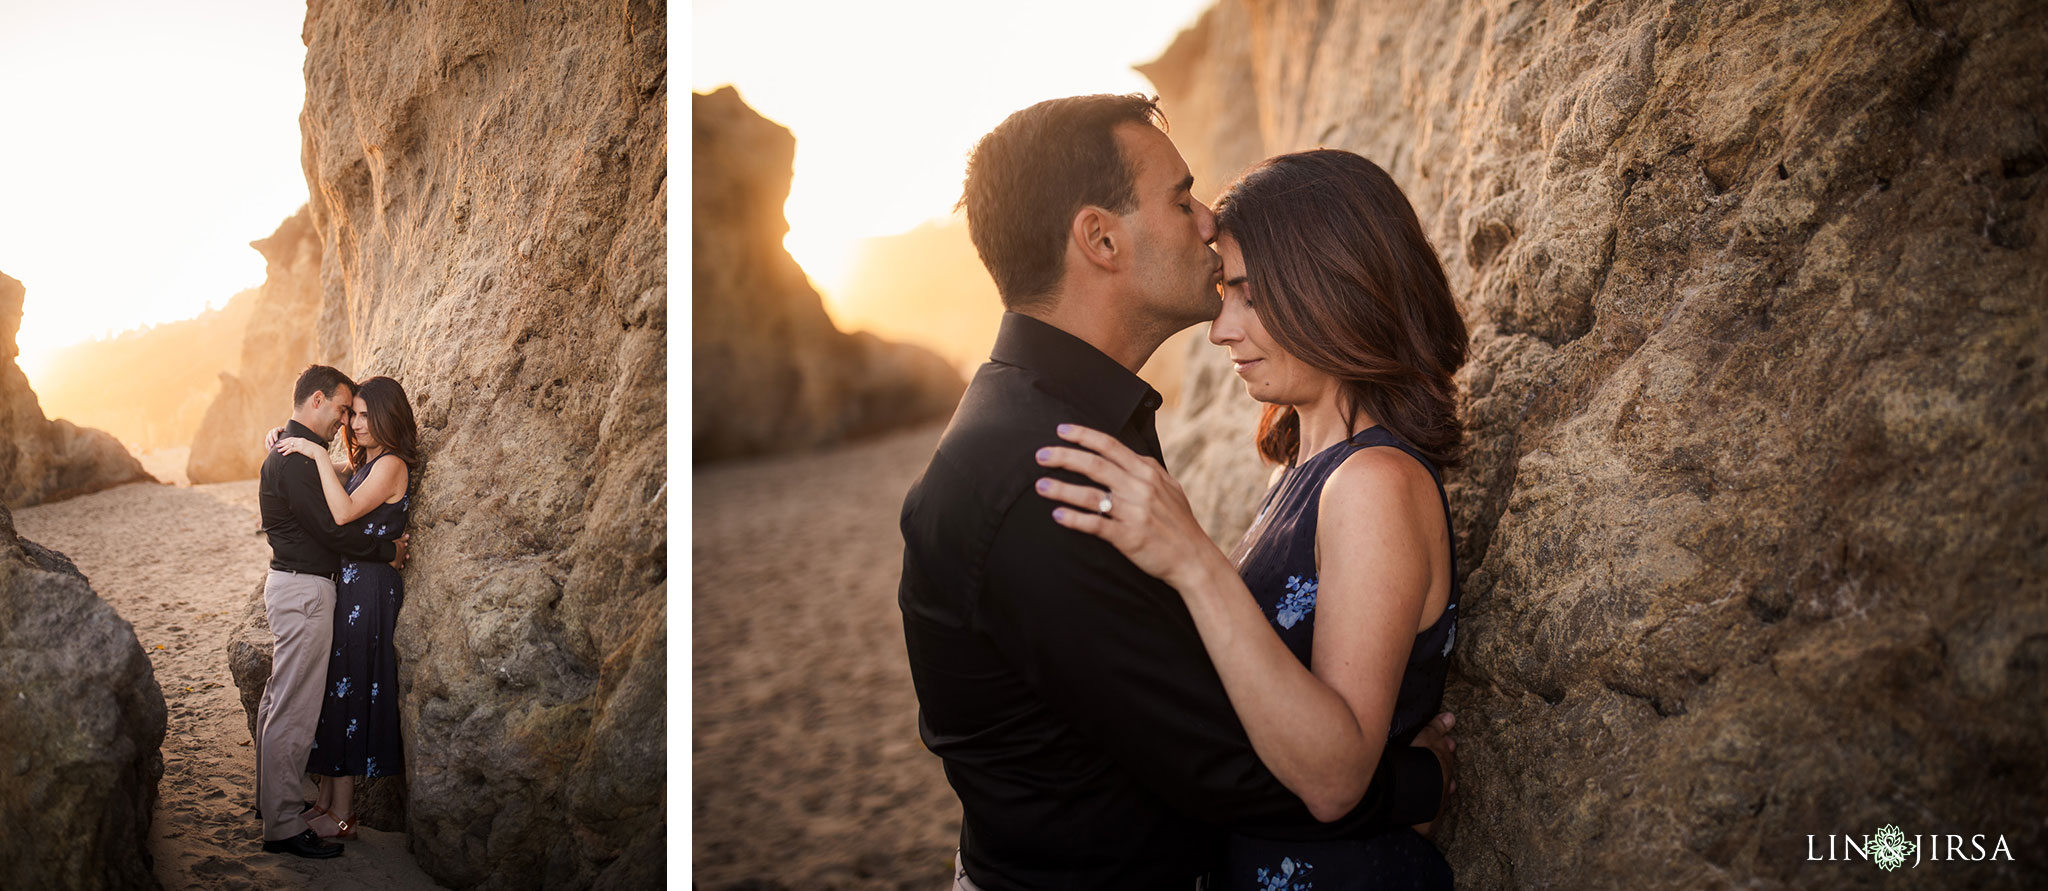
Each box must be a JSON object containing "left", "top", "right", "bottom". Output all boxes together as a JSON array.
[
  {"left": 187, "top": 207, "right": 323, "bottom": 484},
  {"left": 273, "top": 3, "right": 667, "bottom": 888},
  {"left": 0, "top": 504, "right": 165, "bottom": 890},
  {"left": 693, "top": 86, "right": 965, "bottom": 463},
  {"left": 0, "top": 272, "right": 158, "bottom": 507},
  {"left": 1150, "top": 1, "right": 2046, "bottom": 886}
]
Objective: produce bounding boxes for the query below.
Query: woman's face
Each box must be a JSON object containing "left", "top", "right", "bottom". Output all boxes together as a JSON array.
[
  {"left": 348, "top": 396, "right": 380, "bottom": 450},
  {"left": 1209, "top": 233, "right": 1335, "bottom": 407}
]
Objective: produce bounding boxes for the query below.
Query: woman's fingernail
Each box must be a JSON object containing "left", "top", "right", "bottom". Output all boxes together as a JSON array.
[
  {"left": 1056, "top": 424, "right": 1074, "bottom": 436},
  {"left": 1036, "top": 448, "right": 1052, "bottom": 462},
  {"left": 1052, "top": 508, "right": 1068, "bottom": 522},
  {"left": 1035, "top": 478, "right": 1051, "bottom": 493}
]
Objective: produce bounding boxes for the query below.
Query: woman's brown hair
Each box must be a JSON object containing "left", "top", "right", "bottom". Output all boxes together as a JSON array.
[
  {"left": 1213, "top": 149, "right": 1469, "bottom": 467},
  {"left": 346, "top": 375, "right": 421, "bottom": 481}
]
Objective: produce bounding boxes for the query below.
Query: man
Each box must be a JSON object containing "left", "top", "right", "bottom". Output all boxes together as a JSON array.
[
  {"left": 254, "top": 365, "right": 407, "bottom": 858},
  {"left": 899, "top": 95, "right": 1455, "bottom": 889}
]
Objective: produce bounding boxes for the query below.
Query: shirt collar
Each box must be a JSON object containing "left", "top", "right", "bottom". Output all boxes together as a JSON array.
[
  {"left": 988, "top": 312, "right": 1164, "bottom": 430},
  {"left": 285, "top": 418, "right": 330, "bottom": 450}
]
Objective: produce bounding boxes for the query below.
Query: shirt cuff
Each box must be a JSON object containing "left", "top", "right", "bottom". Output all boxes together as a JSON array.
[{"left": 1384, "top": 744, "right": 1444, "bottom": 825}]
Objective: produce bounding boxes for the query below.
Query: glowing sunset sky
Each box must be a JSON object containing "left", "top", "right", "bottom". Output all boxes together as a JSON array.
[
  {"left": 691, "top": 0, "right": 1215, "bottom": 312},
  {"left": 0, "top": 1, "right": 307, "bottom": 386}
]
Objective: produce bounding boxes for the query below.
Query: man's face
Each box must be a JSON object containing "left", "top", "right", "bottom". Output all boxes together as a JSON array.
[
  {"left": 1113, "top": 122, "right": 1222, "bottom": 328},
  {"left": 312, "top": 386, "right": 354, "bottom": 439}
]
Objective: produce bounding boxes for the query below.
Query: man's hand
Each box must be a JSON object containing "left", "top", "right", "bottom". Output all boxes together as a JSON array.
[
  {"left": 391, "top": 534, "right": 410, "bottom": 570},
  {"left": 1409, "top": 711, "right": 1456, "bottom": 838}
]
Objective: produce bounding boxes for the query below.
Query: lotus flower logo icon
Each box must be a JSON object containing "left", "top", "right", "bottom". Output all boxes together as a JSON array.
[{"left": 1870, "top": 824, "right": 1915, "bottom": 871}]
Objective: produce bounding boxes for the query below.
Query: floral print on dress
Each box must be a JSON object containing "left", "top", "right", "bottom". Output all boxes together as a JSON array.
[
  {"left": 1274, "top": 576, "right": 1318, "bottom": 629},
  {"left": 307, "top": 454, "right": 409, "bottom": 782},
  {"left": 1442, "top": 604, "right": 1457, "bottom": 658},
  {"left": 1254, "top": 856, "right": 1314, "bottom": 891}
]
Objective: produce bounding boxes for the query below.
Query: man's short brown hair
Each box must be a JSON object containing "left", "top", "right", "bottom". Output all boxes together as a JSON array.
[
  {"left": 959, "top": 94, "right": 1165, "bottom": 311},
  {"left": 292, "top": 364, "right": 356, "bottom": 408}
]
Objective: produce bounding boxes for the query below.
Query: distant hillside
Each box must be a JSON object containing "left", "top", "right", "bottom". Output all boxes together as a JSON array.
[
  {"left": 32, "top": 289, "right": 258, "bottom": 450},
  {"left": 831, "top": 215, "right": 1193, "bottom": 405}
]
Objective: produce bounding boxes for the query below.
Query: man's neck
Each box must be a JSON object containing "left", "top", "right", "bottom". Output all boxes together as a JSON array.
[
  {"left": 287, "top": 414, "right": 329, "bottom": 445},
  {"left": 1015, "top": 297, "right": 1183, "bottom": 374}
]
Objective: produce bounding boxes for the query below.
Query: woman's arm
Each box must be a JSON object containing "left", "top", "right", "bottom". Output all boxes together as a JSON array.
[
  {"left": 1036, "top": 425, "right": 1436, "bottom": 821},
  {"left": 275, "top": 439, "right": 407, "bottom": 525},
  {"left": 264, "top": 425, "right": 348, "bottom": 477}
]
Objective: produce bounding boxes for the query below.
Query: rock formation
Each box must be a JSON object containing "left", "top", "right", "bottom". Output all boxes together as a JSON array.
[
  {"left": 693, "top": 86, "right": 965, "bottom": 463},
  {"left": 1149, "top": 1, "right": 2047, "bottom": 886},
  {"left": 187, "top": 208, "right": 324, "bottom": 484},
  {"left": 215, "top": 3, "right": 672, "bottom": 888},
  {"left": 0, "top": 504, "right": 166, "bottom": 890},
  {"left": 0, "top": 272, "right": 158, "bottom": 507}
]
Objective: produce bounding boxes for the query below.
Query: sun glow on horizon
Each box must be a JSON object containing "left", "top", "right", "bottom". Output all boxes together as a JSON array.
[
  {"left": 693, "top": 0, "right": 1216, "bottom": 331},
  {"left": 0, "top": 1, "right": 309, "bottom": 393}
]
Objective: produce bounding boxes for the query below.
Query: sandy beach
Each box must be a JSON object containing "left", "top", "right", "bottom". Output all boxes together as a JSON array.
[
  {"left": 14, "top": 480, "right": 447, "bottom": 890},
  {"left": 693, "top": 423, "right": 961, "bottom": 890}
]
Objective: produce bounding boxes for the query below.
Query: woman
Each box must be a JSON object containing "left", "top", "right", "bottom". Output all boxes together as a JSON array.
[
  {"left": 273, "top": 375, "right": 419, "bottom": 839},
  {"left": 1033, "top": 149, "right": 1468, "bottom": 889}
]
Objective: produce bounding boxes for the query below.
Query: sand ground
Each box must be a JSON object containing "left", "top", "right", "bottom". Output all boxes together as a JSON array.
[
  {"left": 15, "top": 480, "right": 447, "bottom": 890},
  {"left": 693, "top": 423, "right": 961, "bottom": 891}
]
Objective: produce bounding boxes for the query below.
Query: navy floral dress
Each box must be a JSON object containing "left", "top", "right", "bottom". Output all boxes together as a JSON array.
[
  {"left": 308, "top": 454, "right": 409, "bottom": 779},
  {"left": 1220, "top": 426, "right": 1458, "bottom": 891}
]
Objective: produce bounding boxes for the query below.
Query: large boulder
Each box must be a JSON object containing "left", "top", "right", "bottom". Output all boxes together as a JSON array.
[
  {"left": 266, "top": 3, "right": 672, "bottom": 888},
  {"left": 0, "top": 504, "right": 165, "bottom": 890},
  {"left": 0, "top": 272, "right": 158, "bottom": 507},
  {"left": 1150, "top": 1, "right": 2046, "bottom": 887},
  {"left": 187, "top": 208, "right": 324, "bottom": 484},
  {"left": 692, "top": 86, "right": 965, "bottom": 464}
]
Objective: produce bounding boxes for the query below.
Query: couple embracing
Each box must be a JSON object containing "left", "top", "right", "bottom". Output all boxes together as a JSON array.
[
  {"left": 900, "top": 95, "right": 1469, "bottom": 889},
  {"left": 254, "top": 365, "right": 420, "bottom": 858}
]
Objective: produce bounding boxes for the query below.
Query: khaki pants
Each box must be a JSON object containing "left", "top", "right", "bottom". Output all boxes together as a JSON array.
[{"left": 255, "top": 570, "right": 335, "bottom": 841}]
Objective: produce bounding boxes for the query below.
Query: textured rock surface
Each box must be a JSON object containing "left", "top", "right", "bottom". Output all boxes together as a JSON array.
[
  {"left": 1150, "top": 1, "right": 2047, "bottom": 887},
  {"left": 693, "top": 86, "right": 965, "bottom": 464},
  {"left": 288, "top": 3, "right": 668, "bottom": 888},
  {"left": 188, "top": 208, "right": 324, "bottom": 484},
  {"left": 0, "top": 503, "right": 166, "bottom": 890},
  {"left": 0, "top": 272, "right": 158, "bottom": 507}
]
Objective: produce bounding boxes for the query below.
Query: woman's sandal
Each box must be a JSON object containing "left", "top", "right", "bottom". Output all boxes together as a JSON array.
[{"left": 307, "top": 808, "right": 355, "bottom": 839}]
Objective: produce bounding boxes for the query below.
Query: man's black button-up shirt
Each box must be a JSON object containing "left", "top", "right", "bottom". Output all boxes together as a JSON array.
[
  {"left": 259, "top": 419, "right": 396, "bottom": 574},
  {"left": 899, "top": 313, "right": 1442, "bottom": 891}
]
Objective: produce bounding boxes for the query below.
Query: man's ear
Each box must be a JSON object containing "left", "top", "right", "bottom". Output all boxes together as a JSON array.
[{"left": 1070, "top": 206, "right": 1123, "bottom": 273}]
